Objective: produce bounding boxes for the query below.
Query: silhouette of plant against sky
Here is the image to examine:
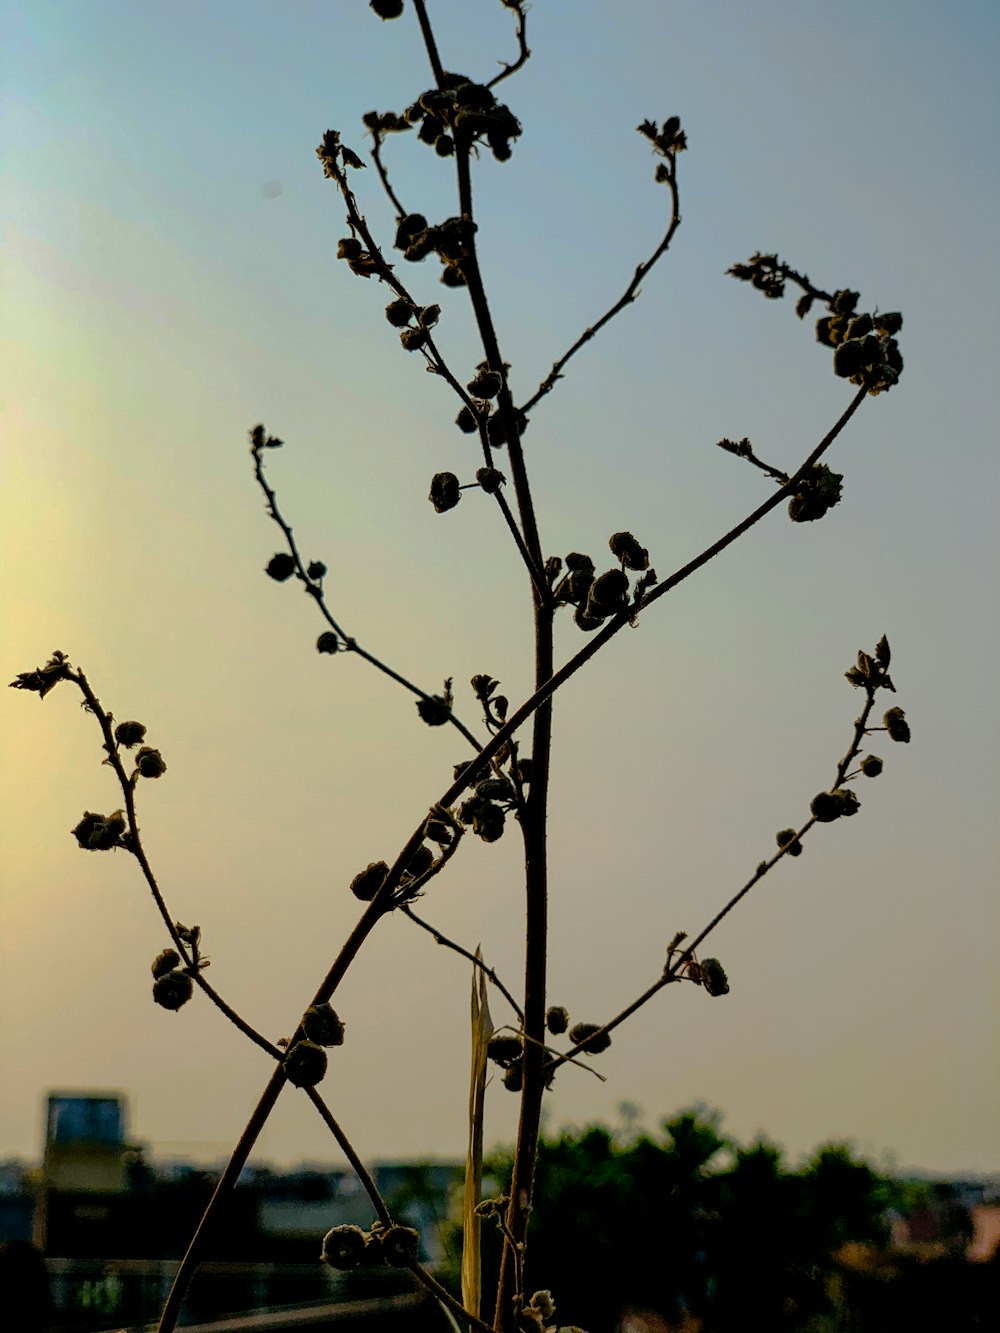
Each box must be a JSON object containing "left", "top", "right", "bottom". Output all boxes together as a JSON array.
[{"left": 12, "top": 3, "right": 910, "bottom": 1331}]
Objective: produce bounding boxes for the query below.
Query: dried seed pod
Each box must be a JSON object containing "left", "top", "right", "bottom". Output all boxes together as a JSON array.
[
  {"left": 545, "top": 1005, "right": 569, "bottom": 1035},
  {"left": 883, "top": 706, "right": 911, "bottom": 743},
  {"left": 394, "top": 213, "right": 427, "bottom": 249},
  {"left": 587, "top": 568, "right": 629, "bottom": 614},
  {"left": 423, "top": 818, "right": 452, "bottom": 846},
  {"left": 609, "top": 531, "right": 649, "bottom": 571},
  {"left": 475, "top": 776, "right": 514, "bottom": 802},
  {"left": 302, "top": 1003, "right": 345, "bottom": 1048},
  {"left": 440, "top": 262, "right": 466, "bottom": 287},
  {"left": 810, "top": 791, "right": 844, "bottom": 823},
  {"left": 153, "top": 971, "right": 193, "bottom": 1011},
  {"left": 265, "top": 553, "right": 296, "bottom": 581},
  {"left": 406, "top": 844, "right": 434, "bottom": 878},
  {"left": 502, "top": 1061, "right": 523, "bottom": 1092},
  {"left": 400, "top": 327, "right": 427, "bottom": 351},
  {"left": 350, "top": 860, "right": 389, "bottom": 901},
  {"left": 282, "top": 1039, "right": 328, "bottom": 1089},
  {"left": 569, "top": 1022, "right": 611, "bottom": 1055},
  {"left": 775, "top": 829, "right": 803, "bottom": 857},
  {"left": 428, "top": 471, "right": 460, "bottom": 513},
  {"left": 71, "top": 810, "right": 126, "bottom": 851},
  {"left": 135, "top": 747, "right": 166, "bottom": 779},
  {"left": 456, "top": 405, "right": 479, "bottom": 433},
  {"left": 385, "top": 298, "right": 413, "bottom": 327},
  {"left": 699, "top": 957, "right": 730, "bottom": 997},
  {"left": 380, "top": 1224, "right": 418, "bottom": 1267},
  {"left": 336, "top": 237, "right": 363, "bottom": 261},
  {"left": 472, "top": 802, "right": 505, "bottom": 843},
  {"left": 151, "top": 948, "right": 181, "bottom": 978},
  {"left": 467, "top": 369, "right": 503, "bottom": 399},
  {"left": 114, "top": 720, "right": 147, "bottom": 748},
  {"left": 476, "top": 466, "right": 505, "bottom": 494},
  {"left": 416, "top": 695, "right": 451, "bottom": 725},
  {"left": 321, "top": 1224, "right": 367, "bottom": 1270},
  {"left": 316, "top": 632, "right": 339, "bottom": 654},
  {"left": 487, "top": 1034, "right": 523, "bottom": 1068},
  {"left": 860, "top": 754, "right": 884, "bottom": 777}
]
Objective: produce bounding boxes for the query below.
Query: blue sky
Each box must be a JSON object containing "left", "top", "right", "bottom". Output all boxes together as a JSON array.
[{"left": 2, "top": 1, "right": 998, "bottom": 1174}]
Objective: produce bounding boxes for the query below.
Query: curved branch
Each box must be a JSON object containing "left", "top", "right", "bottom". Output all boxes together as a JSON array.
[
  {"left": 487, "top": 3, "right": 530, "bottom": 89},
  {"left": 252, "top": 441, "right": 485, "bottom": 752},
  {"left": 520, "top": 161, "right": 682, "bottom": 417},
  {"left": 71, "top": 670, "right": 284, "bottom": 1060},
  {"left": 402, "top": 905, "right": 524, "bottom": 1021}
]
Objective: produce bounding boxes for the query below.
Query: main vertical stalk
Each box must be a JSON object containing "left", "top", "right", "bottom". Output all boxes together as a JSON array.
[{"left": 493, "top": 600, "right": 553, "bottom": 1330}]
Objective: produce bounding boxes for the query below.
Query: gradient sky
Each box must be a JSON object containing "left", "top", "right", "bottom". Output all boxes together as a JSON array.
[{"left": 2, "top": 1, "right": 998, "bottom": 1177}]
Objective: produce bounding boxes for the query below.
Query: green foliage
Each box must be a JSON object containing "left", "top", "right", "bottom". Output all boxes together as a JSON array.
[{"left": 447, "top": 1109, "right": 893, "bottom": 1333}]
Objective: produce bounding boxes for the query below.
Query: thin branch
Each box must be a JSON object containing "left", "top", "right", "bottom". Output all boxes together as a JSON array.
[
  {"left": 71, "top": 670, "right": 283, "bottom": 1060},
  {"left": 305, "top": 1089, "right": 392, "bottom": 1227},
  {"left": 409, "top": 1262, "right": 495, "bottom": 1333},
  {"left": 402, "top": 905, "right": 524, "bottom": 1021},
  {"left": 520, "top": 161, "right": 682, "bottom": 417},
  {"left": 487, "top": 3, "right": 531, "bottom": 89},
  {"left": 252, "top": 440, "right": 484, "bottom": 752},
  {"left": 544, "top": 679, "right": 884, "bottom": 1074},
  {"left": 370, "top": 137, "right": 407, "bottom": 218}
]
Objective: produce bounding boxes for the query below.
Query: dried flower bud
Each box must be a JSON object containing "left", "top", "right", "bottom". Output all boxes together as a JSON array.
[
  {"left": 502, "top": 1061, "right": 523, "bottom": 1092},
  {"left": 473, "top": 802, "right": 505, "bottom": 843},
  {"left": 316, "top": 632, "right": 339, "bottom": 655},
  {"left": 874, "top": 311, "right": 903, "bottom": 336},
  {"left": 265, "top": 553, "right": 296, "bottom": 582},
  {"left": 416, "top": 695, "right": 451, "bottom": 725},
  {"left": 322, "top": 1224, "right": 367, "bottom": 1270},
  {"left": 487, "top": 1034, "right": 523, "bottom": 1068},
  {"left": 528, "top": 1290, "right": 556, "bottom": 1320},
  {"left": 337, "top": 237, "right": 363, "bottom": 261},
  {"left": 883, "top": 706, "right": 911, "bottom": 743},
  {"left": 72, "top": 810, "right": 126, "bottom": 851},
  {"left": 846, "top": 313, "right": 874, "bottom": 340},
  {"left": 787, "top": 465, "right": 843, "bottom": 523},
  {"left": 302, "top": 1003, "right": 345, "bottom": 1047},
  {"left": 476, "top": 776, "right": 514, "bottom": 802},
  {"left": 467, "top": 369, "right": 503, "bottom": 399},
  {"left": 151, "top": 948, "right": 181, "bottom": 978},
  {"left": 609, "top": 532, "right": 649, "bottom": 571},
  {"left": 283, "top": 1039, "right": 328, "bottom": 1088},
  {"left": 545, "top": 1005, "right": 569, "bottom": 1035},
  {"left": 574, "top": 602, "right": 606, "bottom": 632},
  {"left": 419, "top": 304, "right": 441, "bottom": 328},
  {"left": 775, "top": 829, "right": 803, "bottom": 857},
  {"left": 831, "top": 289, "right": 860, "bottom": 315},
  {"left": 385, "top": 298, "right": 413, "bottom": 327},
  {"left": 839, "top": 787, "right": 860, "bottom": 817},
  {"left": 569, "top": 1022, "right": 611, "bottom": 1055},
  {"left": 456, "top": 405, "right": 478, "bottom": 433},
  {"left": 699, "top": 958, "right": 730, "bottom": 997},
  {"left": 406, "top": 844, "right": 434, "bottom": 878},
  {"left": 440, "top": 262, "right": 466, "bottom": 287},
  {"left": 351, "top": 860, "right": 389, "bottom": 901},
  {"left": 395, "top": 213, "right": 427, "bottom": 249},
  {"left": 587, "top": 568, "right": 629, "bottom": 614},
  {"left": 860, "top": 754, "right": 884, "bottom": 777},
  {"left": 115, "top": 720, "right": 147, "bottom": 748},
  {"left": 424, "top": 817, "right": 453, "bottom": 846},
  {"left": 476, "top": 467, "right": 505, "bottom": 494},
  {"left": 380, "top": 1224, "right": 418, "bottom": 1267},
  {"left": 306, "top": 560, "right": 326, "bottom": 581},
  {"left": 428, "top": 472, "right": 460, "bottom": 513},
  {"left": 400, "top": 327, "right": 427, "bottom": 351},
  {"left": 135, "top": 747, "right": 166, "bottom": 779},
  {"left": 435, "top": 133, "right": 455, "bottom": 157},
  {"left": 810, "top": 791, "right": 844, "bottom": 823},
  {"left": 153, "top": 971, "right": 193, "bottom": 1011}
]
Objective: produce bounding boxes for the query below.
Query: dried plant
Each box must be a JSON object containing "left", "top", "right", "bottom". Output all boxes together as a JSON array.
[{"left": 11, "top": 4, "right": 911, "bottom": 1331}]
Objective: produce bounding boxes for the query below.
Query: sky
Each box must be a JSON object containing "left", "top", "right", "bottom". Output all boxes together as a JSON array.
[{"left": 1, "top": 0, "right": 998, "bottom": 1179}]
